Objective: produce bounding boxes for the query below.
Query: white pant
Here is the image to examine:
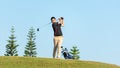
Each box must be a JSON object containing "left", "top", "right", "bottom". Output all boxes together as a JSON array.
[{"left": 53, "top": 36, "right": 63, "bottom": 58}]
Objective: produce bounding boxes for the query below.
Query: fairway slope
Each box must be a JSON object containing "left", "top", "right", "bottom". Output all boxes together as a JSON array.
[{"left": 0, "top": 56, "right": 120, "bottom": 68}]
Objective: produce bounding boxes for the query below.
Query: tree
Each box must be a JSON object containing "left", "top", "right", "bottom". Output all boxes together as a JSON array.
[
  {"left": 24, "top": 27, "right": 37, "bottom": 57},
  {"left": 4, "top": 26, "right": 19, "bottom": 56},
  {"left": 70, "top": 46, "right": 80, "bottom": 60}
]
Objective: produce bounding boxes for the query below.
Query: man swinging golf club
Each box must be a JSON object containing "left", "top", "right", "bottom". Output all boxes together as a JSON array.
[{"left": 51, "top": 17, "right": 64, "bottom": 59}]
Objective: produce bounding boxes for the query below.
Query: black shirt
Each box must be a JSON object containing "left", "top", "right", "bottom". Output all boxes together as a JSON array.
[{"left": 52, "top": 22, "right": 63, "bottom": 36}]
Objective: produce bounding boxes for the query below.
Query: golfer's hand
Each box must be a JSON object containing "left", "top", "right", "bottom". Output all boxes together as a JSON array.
[{"left": 60, "top": 19, "right": 64, "bottom": 27}]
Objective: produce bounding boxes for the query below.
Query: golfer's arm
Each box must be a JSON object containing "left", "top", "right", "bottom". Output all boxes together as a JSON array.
[{"left": 61, "top": 20, "right": 64, "bottom": 27}]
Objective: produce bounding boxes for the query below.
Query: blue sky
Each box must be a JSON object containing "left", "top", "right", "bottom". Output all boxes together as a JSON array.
[{"left": 0, "top": 0, "right": 120, "bottom": 66}]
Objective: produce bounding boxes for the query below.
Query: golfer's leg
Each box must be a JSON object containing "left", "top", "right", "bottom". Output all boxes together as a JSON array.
[
  {"left": 57, "top": 36, "right": 63, "bottom": 58},
  {"left": 53, "top": 37, "right": 58, "bottom": 58}
]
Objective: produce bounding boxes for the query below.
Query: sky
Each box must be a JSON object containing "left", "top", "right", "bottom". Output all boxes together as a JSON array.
[{"left": 0, "top": 0, "right": 120, "bottom": 66}]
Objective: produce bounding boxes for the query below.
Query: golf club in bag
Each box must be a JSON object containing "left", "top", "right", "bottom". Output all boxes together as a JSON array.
[{"left": 61, "top": 46, "right": 73, "bottom": 59}]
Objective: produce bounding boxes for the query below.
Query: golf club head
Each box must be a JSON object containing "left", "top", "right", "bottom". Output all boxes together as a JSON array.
[{"left": 37, "top": 28, "right": 39, "bottom": 31}]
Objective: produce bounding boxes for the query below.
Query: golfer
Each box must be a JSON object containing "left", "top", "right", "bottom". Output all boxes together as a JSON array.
[{"left": 51, "top": 17, "right": 64, "bottom": 58}]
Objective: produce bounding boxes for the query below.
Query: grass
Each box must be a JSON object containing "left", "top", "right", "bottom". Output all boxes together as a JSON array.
[{"left": 0, "top": 56, "right": 120, "bottom": 68}]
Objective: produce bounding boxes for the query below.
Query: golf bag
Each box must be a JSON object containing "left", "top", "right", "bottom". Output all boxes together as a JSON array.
[{"left": 61, "top": 46, "right": 73, "bottom": 59}]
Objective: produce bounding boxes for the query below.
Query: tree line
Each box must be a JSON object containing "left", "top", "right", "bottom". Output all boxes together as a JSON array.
[
  {"left": 3, "top": 26, "right": 80, "bottom": 59},
  {"left": 4, "top": 26, "right": 37, "bottom": 57}
]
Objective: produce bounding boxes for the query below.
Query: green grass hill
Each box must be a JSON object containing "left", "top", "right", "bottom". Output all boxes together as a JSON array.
[{"left": 0, "top": 56, "right": 120, "bottom": 68}]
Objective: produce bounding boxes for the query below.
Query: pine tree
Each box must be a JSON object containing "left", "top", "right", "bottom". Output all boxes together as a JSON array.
[
  {"left": 70, "top": 46, "right": 80, "bottom": 60},
  {"left": 4, "top": 26, "right": 19, "bottom": 56},
  {"left": 24, "top": 27, "right": 37, "bottom": 57}
]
